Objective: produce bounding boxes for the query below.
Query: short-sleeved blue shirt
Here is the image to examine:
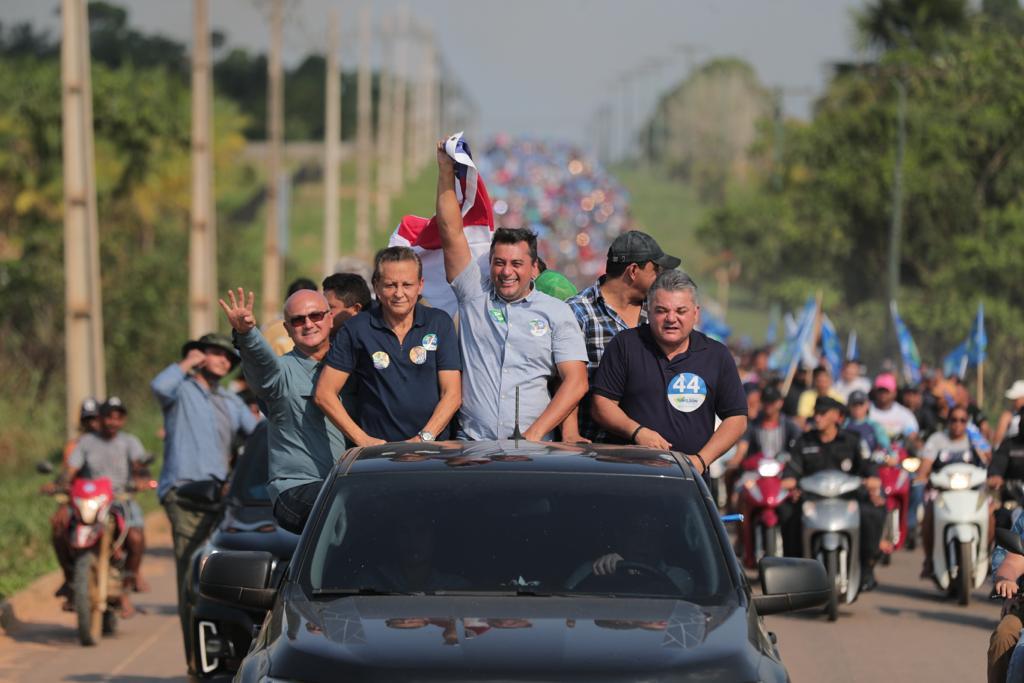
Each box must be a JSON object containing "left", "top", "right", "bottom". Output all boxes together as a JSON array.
[
  {"left": 323, "top": 303, "right": 461, "bottom": 442},
  {"left": 591, "top": 326, "right": 746, "bottom": 454}
]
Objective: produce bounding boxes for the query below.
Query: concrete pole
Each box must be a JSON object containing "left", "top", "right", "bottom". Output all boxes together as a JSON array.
[
  {"left": 62, "top": 0, "right": 104, "bottom": 439},
  {"left": 78, "top": 0, "right": 105, "bottom": 396},
  {"left": 262, "top": 0, "right": 284, "bottom": 323},
  {"left": 388, "top": 5, "right": 409, "bottom": 194},
  {"left": 190, "top": 0, "right": 217, "bottom": 337},
  {"left": 407, "top": 25, "right": 424, "bottom": 177},
  {"left": 354, "top": 6, "right": 372, "bottom": 260},
  {"left": 322, "top": 9, "right": 341, "bottom": 278},
  {"left": 375, "top": 15, "right": 394, "bottom": 237}
]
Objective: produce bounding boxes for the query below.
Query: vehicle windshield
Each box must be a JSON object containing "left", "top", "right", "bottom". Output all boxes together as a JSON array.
[
  {"left": 227, "top": 423, "right": 270, "bottom": 503},
  {"left": 302, "top": 472, "right": 732, "bottom": 603}
]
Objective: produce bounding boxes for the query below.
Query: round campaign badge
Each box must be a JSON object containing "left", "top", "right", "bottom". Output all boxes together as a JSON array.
[
  {"left": 667, "top": 373, "right": 708, "bottom": 413},
  {"left": 528, "top": 319, "right": 549, "bottom": 337},
  {"left": 409, "top": 346, "right": 427, "bottom": 365},
  {"left": 421, "top": 333, "right": 438, "bottom": 351},
  {"left": 372, "top": 351, "right": 390, "bottom": 370}
]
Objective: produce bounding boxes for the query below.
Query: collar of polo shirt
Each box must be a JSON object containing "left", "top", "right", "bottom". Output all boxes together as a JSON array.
[{"left": 639, "top": 324, "right": 709, "bottom": 355}]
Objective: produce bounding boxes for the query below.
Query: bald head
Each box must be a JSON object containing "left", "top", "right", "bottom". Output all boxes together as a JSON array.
[
  {"left": 283, "top": 289, "right": 329, "bottom": 318},
  {"left": 283, "top": 290, "right": 333, "bottom": 356}
]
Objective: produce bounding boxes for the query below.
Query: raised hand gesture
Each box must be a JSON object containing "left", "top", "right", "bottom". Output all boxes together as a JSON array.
[{"left": 218, "top": 288, "right": 257, "bottom": 334}]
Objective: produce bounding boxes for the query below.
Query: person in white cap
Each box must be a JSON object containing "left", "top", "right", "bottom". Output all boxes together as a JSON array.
[{"left": 995, "top": 380, "right": 1024, "bottom": 447}]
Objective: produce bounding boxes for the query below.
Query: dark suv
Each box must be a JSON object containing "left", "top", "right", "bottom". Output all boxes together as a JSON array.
[{"left": 201, "top": 440, "right": 828, "bottom": 682}]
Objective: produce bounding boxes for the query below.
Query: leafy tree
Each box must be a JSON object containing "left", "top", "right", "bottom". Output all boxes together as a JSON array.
[{"left": 855, "top": 0, "right": 970, "bottom": 52}]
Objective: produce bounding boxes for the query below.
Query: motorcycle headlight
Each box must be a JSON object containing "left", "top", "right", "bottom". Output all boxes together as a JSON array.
[
  {"left": 758, "top": 461, "right": 782, "bottom": 478},
  {"left": 950, "top": 472, "right": 971, "bottom": 490},
  {"left": 802, "top": 501, "right": 816, "bottom": 516},
  {"left": 902, "top": 457, "right": 922, "bottom": 474}
]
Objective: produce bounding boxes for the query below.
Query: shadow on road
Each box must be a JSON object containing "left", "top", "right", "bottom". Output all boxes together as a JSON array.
[
  {"left": 1, "top": 619, "right": 77, "bottom": 646},
  {"left": 66, "top": 676, "right": 187, "bottom": 683},
  {"left": 145, "top": 546, "right": 175, "bottom": 559},
  {"left": 877, "top": 604, "right": 996, "bottom": 630}
]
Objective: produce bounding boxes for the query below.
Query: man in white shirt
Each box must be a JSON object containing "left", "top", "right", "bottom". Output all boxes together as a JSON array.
[
  {"left": 834, "top": 360, "right": 871, "bottom": 402},
  {"left": 869, "top": 372, "right": 920, "bottom": 448}
]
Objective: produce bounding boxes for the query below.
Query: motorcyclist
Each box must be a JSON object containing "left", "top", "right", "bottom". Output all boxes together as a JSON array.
[
  {"left": 916, "top": 404, "right": 988, "bottom": 579},
  {"left": 844, "top": 390, "right": 891, "bottom": 456},
  {"left": 779, "top": 396, "right": 886, "bottom": 591},
  {"left": 46, "top": 397, "right": 101, "bottom": 608},
  {"left": 987, "top": 406, "right": 1024, "bottom": 530},
  {"left": 50, "top": 397, "right": 150, "bottom": 616}
]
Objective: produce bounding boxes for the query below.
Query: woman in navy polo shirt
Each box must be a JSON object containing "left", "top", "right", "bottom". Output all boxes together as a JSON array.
[
  {"left": 315, "top": 247, "right": 462, "bottom": 444},
  {"left": 591, "top": 270, "right": 747, "bottom": 473}
]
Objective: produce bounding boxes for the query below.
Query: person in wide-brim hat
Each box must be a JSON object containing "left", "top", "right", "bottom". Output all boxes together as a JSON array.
[{"left": 180, "top": 332, "right": 240, "bottom": 369}]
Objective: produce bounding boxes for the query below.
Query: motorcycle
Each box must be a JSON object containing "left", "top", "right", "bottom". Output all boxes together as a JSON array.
[
  {"left": 876, "top": 450, "right": 916, "bottom": 563},
  {"left": 799, "top": 469, "right": 863, "bottom": 621},
  {"left": 707, "top": 450, "right": 730, "bottom": 511},
  {"left": 737, "top": 455, "right": 790, "bottom": 569},
  {"left": 52, "top": 476, "right": 127, "bottom": 645},
  {"left": 928, "top": 461, "right": 990, "bottom": 606}
]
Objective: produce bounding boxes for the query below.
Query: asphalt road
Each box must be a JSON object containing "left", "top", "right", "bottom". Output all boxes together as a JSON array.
[{"left": 0, "top": 514, "right": 1000, "bottom": 682}]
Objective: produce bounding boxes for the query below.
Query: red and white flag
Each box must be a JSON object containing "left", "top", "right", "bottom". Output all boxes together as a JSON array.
[{"left": 388, "top": 132, "right": 494, "bottom": 316}]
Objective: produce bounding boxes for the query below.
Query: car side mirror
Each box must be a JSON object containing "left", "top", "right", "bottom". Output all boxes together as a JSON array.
[
  {"left": 997, "top": 528, "right": 1024, "bottom": 557},
  {"left": 200, "top": 550, "right": 277, "bottom": 611},
  {"left": 753, "top": 557, "right": 831, "bottom": 616},
  {"left": 175, "top": 479, "right": 223, "bottom": 512}
]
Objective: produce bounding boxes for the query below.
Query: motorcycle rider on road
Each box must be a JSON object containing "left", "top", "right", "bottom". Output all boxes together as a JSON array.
[
  {"left": 50, "top": 397, "right": 149, "bottom": 617},
  {"left": 916, "top": 404, "right": 989, "bottom": 579},
  {"left": 779, "top": 396, "right": 887, "bottom": 592},
  {"left": 988, "top": 510, "right": 1024, "bottom": 682}
]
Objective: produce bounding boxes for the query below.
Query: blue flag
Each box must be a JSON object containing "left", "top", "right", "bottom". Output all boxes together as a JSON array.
[
  {"left": 820, "top": 315, "right": 843, "bottom": 379},
  {"left": 967, "top": 302, "right": 987, "bottom": 366},
  {"left": 769, "top": 296, "right": 817, "bottom": 374},
  {"left": 846, "top": 330, "right": 859, "bottom": 362},
  {"left": 890, "top": 301, "right": 922, "bottom": 385},
  {"left": 698, "top": 310, "right": 731, "bottom": 343},
  {"left": 943, "top": 341, "right": 969, "bottom": 379}
]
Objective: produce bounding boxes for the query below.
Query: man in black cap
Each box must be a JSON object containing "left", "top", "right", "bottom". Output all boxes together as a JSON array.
[
  {"left": 566, "top": 230, "right": 680, "bottom": 441},
  {"left": 779, "top": 395, "right": 887, "bottom": 590},
  {"left": 151, "top": 332, "right": 259, "bottom": 667}
]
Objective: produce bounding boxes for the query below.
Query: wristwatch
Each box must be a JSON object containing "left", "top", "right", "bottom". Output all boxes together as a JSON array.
[{"left": 418, "top": 430, "right": 435, "bottom": 442}]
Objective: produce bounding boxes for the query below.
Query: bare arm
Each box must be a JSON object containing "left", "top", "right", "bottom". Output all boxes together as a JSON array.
[
  {"left": 522, "top": 361, "right": 588, "bottom": 442},
  {"left": 435, "top": 141, "right": 471, "bottom": 282},
  {"left": 994, "top": 411, "right": 1013, "bottom": 448},
  {"left": 591, "top": 393, "right": 672, "bottom": 450},
  {"left": 995, "top": 553, "right": 1024, "bottom": 599},
  {"left": 412, "top": 370, "right": 462, "bottom": 440},
  {"left": 698, "top": 415, "right": 748, "bottom": 466},
  {"left": 560, "top": 405, "right": 589, "bottom": 443},
  {"left": 314, "top": 365, "right": 384, "bottom": 447}
]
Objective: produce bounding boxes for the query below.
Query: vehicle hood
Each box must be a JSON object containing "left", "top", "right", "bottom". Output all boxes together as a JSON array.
[
  {"left": 210, "top": 502, "right": 298, "bottom": 558},
  {"left": 263, "top": 589, "right": 765, "bottom": 682}
]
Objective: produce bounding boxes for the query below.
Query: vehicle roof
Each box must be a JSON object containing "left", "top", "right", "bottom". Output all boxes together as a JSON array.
[{"left": 341, "top": 440, "right": 695, "bottom": 479}]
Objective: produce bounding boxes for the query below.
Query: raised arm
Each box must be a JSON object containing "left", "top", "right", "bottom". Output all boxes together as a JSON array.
[
  {"left": 436, "top": 140, "right": 472, "bottom": 282},
  {"left": 220, "top": 288, "right": 283, "bottom": 399}
]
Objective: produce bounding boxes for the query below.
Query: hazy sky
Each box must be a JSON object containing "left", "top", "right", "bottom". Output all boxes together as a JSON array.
[{"left": 5, "top": 0, "right": 865, "bottom": 146}]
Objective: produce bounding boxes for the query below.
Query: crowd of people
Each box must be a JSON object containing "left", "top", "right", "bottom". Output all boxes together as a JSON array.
[{"left": 43, "top": 138, "right": 1024, "bottom": 680}]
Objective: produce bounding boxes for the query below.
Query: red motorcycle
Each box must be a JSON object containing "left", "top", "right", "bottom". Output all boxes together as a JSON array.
[
  {"left": 876, "top": 448, "right": 918, "bottom": 562},
  {"left": 53, "top": 477, "right": 128, "bottom": 645},
  {"left": 737, "top": 455, "right": 791, "bottom": 569}
]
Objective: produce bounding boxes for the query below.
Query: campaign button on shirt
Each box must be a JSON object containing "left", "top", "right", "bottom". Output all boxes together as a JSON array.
[
  {"left": 667, "top": 372, "right": 707, "bottom": 413},
  {"left": 421, "top": 333, "right": 438, "bottom": 351}
]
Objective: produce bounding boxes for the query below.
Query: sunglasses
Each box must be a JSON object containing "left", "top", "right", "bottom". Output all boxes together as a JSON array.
[
  {"left": 948, "top": 417, "right": 968, "bottom": 424},
  {"left": 287, "top": 310, "right": 330, "bottom": 327}
]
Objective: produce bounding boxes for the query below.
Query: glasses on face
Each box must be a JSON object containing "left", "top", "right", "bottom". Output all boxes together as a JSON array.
[{"left": 287, "top": 310, "right": 330, "bottom": 327}]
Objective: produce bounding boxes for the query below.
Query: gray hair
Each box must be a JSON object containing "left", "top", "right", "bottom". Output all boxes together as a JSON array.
[{"left": 646, "top": 269, "right": 699, "bottom": 308}]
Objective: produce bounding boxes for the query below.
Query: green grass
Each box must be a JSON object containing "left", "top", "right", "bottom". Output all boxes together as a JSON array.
[{"left": 611, "top": 164, "right": 771, "bottom": 344}]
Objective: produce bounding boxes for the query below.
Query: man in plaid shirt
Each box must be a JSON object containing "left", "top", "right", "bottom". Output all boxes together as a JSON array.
[{"left": 566, "top": 231, "right": 681, "bottom": 441}]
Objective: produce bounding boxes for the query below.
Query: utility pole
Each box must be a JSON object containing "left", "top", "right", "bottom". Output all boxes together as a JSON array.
[
  {"left": 354, "top": 6, "right": 372, "bottom": 260},
  {"left": 190, "top": 0, "right": 217, "bottom": 336},
  {"left": 61, "top": 0, "right": 105, "bottom": 439},
  {"left": 322, "top": 8, "right": 341, "bottom": 278},
  {"left": 388, "top": 5, "right": 409, "bottom": 195},
  {"left": 262, "top": 0, "right": 284, "bottom": 323},
  {"left": 375, "top": 14, "right": 394, "bottom": 237},
  {"left": 886, "top": 79, "right": 906, "bottom": 357}
]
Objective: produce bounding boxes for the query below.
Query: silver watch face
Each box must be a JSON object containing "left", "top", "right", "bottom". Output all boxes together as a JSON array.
[{"left": 419, "top": 431, "right": 434, "bottom": 441}]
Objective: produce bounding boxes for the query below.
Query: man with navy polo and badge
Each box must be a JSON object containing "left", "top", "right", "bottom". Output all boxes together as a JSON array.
[
  {"left": 590, "top": 269, "right": 748, "bottom": 474},
  {"left": 434, "top": 141, "right": 588, "bottom": 441},
  {"left": 315, "top": 246, "right": 462, "bottom": 445}
]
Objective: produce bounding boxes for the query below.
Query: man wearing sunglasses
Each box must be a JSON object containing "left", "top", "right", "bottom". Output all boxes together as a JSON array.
[{"left": 220, "top": 287, "right": 346, "bottom": 535}]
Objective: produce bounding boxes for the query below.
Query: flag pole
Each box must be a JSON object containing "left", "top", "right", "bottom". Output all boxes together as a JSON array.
[
  {"left": 781, "top": 292, "right": 822, "bottom": 397},
  {"left": 977, "top": 360, "right": 985, "bottom": 408}
]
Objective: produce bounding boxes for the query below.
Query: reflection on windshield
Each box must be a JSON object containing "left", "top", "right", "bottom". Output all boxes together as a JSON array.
[{"left": 303, "top": 473, "right": 730, "bottom": 602}]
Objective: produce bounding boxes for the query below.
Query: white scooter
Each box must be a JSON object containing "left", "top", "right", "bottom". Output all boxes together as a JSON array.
[
  {"left": 800, "top": 469, "right": 863, "bottom": 621},
  {"left": 928, "top": 461, "right": 990, "bottom": 606}
]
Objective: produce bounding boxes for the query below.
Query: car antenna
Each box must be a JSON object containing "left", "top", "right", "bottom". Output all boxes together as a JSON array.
[{"left": 510, "top": 386, "right": 524, "bottom": 442}]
